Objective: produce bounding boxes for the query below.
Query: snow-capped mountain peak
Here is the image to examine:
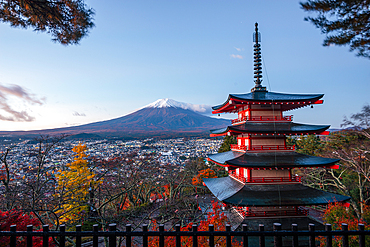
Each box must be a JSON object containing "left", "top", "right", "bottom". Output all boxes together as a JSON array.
[
  {"left": 143, "top": 98, "right": 212, "bottom": 114},
  {"left": 145, "top": 98, "right": 179, "bottom": 108}
]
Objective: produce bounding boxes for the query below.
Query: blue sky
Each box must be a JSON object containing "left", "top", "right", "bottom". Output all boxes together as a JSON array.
[{"left": 0, "top": 0, "right": 369, "bottom": 131}]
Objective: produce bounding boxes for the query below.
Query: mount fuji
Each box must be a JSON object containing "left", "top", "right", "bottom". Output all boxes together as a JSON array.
[
  {"left": 141, "top": 98, "right": 212, "bottom": 115},
  {"left": 0, "top": 99, "right": 230, "bottom": 139}
]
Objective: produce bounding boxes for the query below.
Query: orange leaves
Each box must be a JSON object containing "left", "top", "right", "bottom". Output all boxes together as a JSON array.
[
  {"left": 117, "top": 196, "right": 131, "bottom": 211},
  {"left": 192, "top": 168, "right": 217, "bottom": 186},
  {"left": 147, "top": 201, "right": 242, "bottom": 247},
  {"left": 319, "top": 202, "right": 370, "bottom": 246},
  {"left": 161, "top": 184, "right": 174, "bottom": 199}
]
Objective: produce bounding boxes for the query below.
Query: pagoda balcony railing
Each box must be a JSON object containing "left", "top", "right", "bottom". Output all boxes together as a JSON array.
[
  {"left": 229, "top": 172, "right": 246, "bottom": 183},
  {"left": 229, "top": 172, "right": 302, "bottom": 184},
  {"left": 233, "top": 206, "right": 308, "bottom": 218},
  {"left": 231, "top": 115, "right": 292, "bottom": 124},
  {"left": 230, "top": 144, "right": 295, "bottom": 152},
  {"left": 230, "top": 144, "right": 247, "bottom": 151},
  {"left": 247, "top": 176, "right": 302, "bottom": 183},
  {"left": 249, "top": 145, "right": 295, "bottom": 151}
]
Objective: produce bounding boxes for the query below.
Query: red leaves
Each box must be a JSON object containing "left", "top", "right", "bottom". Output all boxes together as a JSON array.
[
  {"left": 0, "top": 209, "right": 40, "bottom": 231},
  {"left": 147, "top": 201, "right": 242, "bottom": 247},
  {"left": 319, "top": 202, "right": 370, "bottom": 246},
  {"left": 0, "top": 209, "right": 43, "bottom": 247}
]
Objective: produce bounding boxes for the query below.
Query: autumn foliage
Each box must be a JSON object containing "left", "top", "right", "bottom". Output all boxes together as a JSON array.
[
  {"left": 319, "top": 203, "right": 370, "bottom": 246},
  {"left": 192, "top": 168, "right": 217, "bottom": 186},
  {"left": 55, "top": 143, "right": 99, "bottom": 225},
  {"left": 0, "top": 210, "right": 43, "bottom": 247},
  {"left": 147, "top": 201, "right": 242, "bottom": 247}
]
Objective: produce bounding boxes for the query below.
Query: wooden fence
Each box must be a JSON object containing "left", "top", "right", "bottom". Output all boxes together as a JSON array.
[{"left": 1, "top": 222, "right": 369, "bottom": 247}]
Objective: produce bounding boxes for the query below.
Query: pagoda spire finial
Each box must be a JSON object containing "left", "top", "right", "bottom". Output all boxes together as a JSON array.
[{"left": 251, "top": 22, "right": 267, "bottom": 92}]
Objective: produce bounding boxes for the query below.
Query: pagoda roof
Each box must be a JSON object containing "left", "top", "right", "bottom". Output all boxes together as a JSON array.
[
  {"left": 210, "top": 122, "right": 330, "bottom": 136},
  {"left": 207, "top": 151, "right": 340, "bottom": 168},
  {"left": 203, "top": 176, "right": 350, "bottom": 207},
  {"left": 212, "top": 91, "right": 324, "bottom": 114}
]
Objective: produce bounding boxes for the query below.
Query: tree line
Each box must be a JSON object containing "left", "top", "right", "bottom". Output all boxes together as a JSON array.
[{"left": 0, "top": 136, "right": 229, "bottom": 246}]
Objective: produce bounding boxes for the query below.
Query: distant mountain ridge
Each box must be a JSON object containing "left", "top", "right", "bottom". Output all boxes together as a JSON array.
[{"left": 0, "top": 99, "right": 230, "bottom": 139}]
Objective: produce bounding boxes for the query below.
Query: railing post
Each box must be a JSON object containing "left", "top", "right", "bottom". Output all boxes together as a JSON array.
[
  {"left": 60, "top": 225, "right": 66, "bottom": 247},
  {"left": 76, "top": 225, "right": 82, "bottom": 247},
  {"left": 291, "top": 224, "right": 298, "bottom": 247},
  {"left": 93, "top": 224, "right": 99, "bottom": 247},
  {"left": 342, "top": 223, "right": 349, "bottom": 247},
  {"left": 109, "top": 223, "right": 116, "bottom": 247},
  {"left": 159, "top": 224, "right": 164, "bottom": 247},
  {"left": 273, "top": 223, "right": 282, "bottom": 247},
  {"left": 242, "top": 224, "right": 248, "bottom": 247},
  {"left": 175, "top": 224, "right": 181, "bottom": 247},
  {"left": 325, "top": 224, "right": 332, "bottom": 247},
  {"left": 43, "top": 225, "right": 49, "bottom": 247},
  {"left": 209, "top": 224, "right": 214, "bottom": 247},
  {"left": 359, "top": 223, "right": 365, "bottom": 247},
  {"left": 259, "top": 224, "right": 265, "bottom": 247},
  {"left": 10, "top": 225, "right": 16, "bottom": 247},
  {"left": 142, "top": 224, "right": 148, "bottom": 247},
  {"left": 226, "top": 224, "right": 231, "bottom": 247},
  {"left": 126, "top": 224, "right": 132, "bottom": 247},
  {"left": 27, "top": 225, "right": 33, "bottom": 247},
  {"left": 192, "top": 224, "right": 198, "bottom": 247},
  {"left": 308, "top": 224, "right": 315, "bottom": 247}
]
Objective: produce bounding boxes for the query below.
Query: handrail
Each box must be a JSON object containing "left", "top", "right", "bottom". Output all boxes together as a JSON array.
[
  {"left": 249, "top": 145, "right": 295, "bottom": 151},
  {"left": 229, "top": 172, "right": 246, "bottom": 183},
  {"left": 233, "top": 206, "right": 308, "bottom": 217},
  {"left": 230, "top": 144, "right": 295, "bottom": 152},
  {"left": 247, "top": 176, "right": 302, "bottom": 183},
  {"left": 1, "top": 222, "right": 369, "bottom": 247},
  {"left": 231, "top": 115, "right": 293, "bottom": 124},
  {"left": 230, "top": 144, "right": 247, "bottom": 151},
  {"left": 229, "top": 172, "right": 302, "bottom": 183}
]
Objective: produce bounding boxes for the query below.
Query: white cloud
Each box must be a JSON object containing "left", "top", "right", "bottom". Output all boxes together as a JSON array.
[
  {"left": 230, "top": 54, "right": 244, "bottom": 59},
  {"left": 0, "top": 83, "right": 44, "bottom": 122},
  {"left": 73, "top": 111, "right": 86, "bottom": 117},
  {"left": 234, "top": 47, "right": 243, "bottom": 52}
]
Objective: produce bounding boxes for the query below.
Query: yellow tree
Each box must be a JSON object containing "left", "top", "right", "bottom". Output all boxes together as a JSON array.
[{"left": 55, "top": 143, "right": 98, "bottom": 225}]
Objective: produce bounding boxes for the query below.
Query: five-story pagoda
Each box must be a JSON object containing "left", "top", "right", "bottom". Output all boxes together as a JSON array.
[{"left": 203, "top": 23, "right": 350, "bottom": 221}]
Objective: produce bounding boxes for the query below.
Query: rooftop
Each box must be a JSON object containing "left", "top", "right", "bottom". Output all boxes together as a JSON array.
[{"left": 203, "top": 176, "right": 350, "bottom": 207}]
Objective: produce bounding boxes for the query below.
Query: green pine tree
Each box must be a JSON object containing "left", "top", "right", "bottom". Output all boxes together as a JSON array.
[{"left": 218, "top": 136, "right": 237, "bottom": 153}]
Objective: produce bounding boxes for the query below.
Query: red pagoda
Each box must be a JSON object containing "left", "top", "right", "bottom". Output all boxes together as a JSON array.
[{"left": 203, "top": 23, "right": 350, "bottom": 221}]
